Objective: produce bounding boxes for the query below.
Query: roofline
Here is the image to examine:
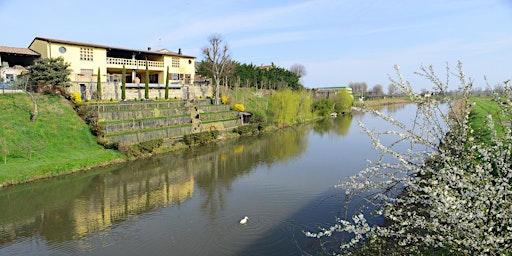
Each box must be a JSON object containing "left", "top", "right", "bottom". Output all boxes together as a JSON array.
[
  {"left": 29, "top": 37, "right": 195, "bottom": 59},
  {"left": 0, "top": 45, "right": 40, "bottom": 56}
]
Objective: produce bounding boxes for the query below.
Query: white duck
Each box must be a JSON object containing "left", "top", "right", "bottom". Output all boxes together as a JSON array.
[{"left": 239, "top": 216, "right": 249, "bottom": 224}]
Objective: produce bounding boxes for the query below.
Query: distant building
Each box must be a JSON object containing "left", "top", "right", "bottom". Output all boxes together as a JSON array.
[{"left": 313, "top": 86, "right": 353, "bottom": 99}]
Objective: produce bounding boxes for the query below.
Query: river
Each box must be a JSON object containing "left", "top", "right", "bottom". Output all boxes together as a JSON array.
[{"left": 0, "top": 104, "right": 413, "bottom": 256}]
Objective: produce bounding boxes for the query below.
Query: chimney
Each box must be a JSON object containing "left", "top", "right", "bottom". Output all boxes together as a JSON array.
[
  {"left": 148, "top": 47, "right": 151, "bottom": 51},
  {"left": 178, "top": 48, "right": 182, "bottom": 55}
]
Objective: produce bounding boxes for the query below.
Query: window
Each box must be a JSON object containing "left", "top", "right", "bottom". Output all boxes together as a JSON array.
[
  {"left": 149, "top": 74, "right": 158, "bottom": 83},
  {"left": 172, "top": 58, "right": 179, "bottom": 68},
  {"left": 80, "top": 47, "right": 93, "bottom": 61},
  {"left": 59, "top": 46, "right": 66, "bottom": 54}
]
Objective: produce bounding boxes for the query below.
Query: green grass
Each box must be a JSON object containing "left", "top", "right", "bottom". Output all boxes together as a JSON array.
[
  {"left": 0, "top": 93, "right": 125, "bottom": 186},
  {"left": 469, "top": 97, "right": 510, "bottom": 142}
]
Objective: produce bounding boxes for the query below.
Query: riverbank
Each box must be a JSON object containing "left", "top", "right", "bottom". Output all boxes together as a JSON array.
[
  {"left": 0, "top": 91, "right": 411, "bottom": 188},
  {"left": 0, "top": 93, "right": 126, "bottom": 188}
]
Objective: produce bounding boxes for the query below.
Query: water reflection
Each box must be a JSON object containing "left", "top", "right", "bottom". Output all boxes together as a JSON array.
[{"left": 0, "top": 126, "right": 309, "bottom": 247}]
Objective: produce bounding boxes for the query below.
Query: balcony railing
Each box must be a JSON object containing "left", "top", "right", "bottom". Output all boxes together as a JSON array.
[{"left": 106, "top": 57, "right": 164, "bottom": 68}]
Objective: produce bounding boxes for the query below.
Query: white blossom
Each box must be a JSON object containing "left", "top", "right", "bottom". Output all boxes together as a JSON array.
[{"left": 306, "top": 62, "right": 512, "bottom": 255}]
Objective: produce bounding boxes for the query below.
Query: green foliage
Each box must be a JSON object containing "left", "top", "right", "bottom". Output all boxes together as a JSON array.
[
  {"left": 145, "top": 60, "right": 149, "bottom": 99},
  {"left": 234, "top": 123, "right": 263, "bottom": 135},
  {"left": 183, "top": 130, "right": 219, "bottom": 145},
  {"left": 137, "top": 139, "right": 163, "bottom": 153},
  {"left": 29, "top": 57, "right": 71, "bottom": 95},
  {"left": 312, "top": 98, "right": 334, "bottom": 116},
  {"left": 165, "top": 66, "right": 169, "bottom": 100},
  {"left": 332, "top": 89, "right": 354, "bottom": 113},
  {"left": 96, "top": 67, "right": 102, "bottom": 101},
  {"left": 122, "top": 65, "right": 126, "bottom": 100},
  {"left": 269, "top": 89, "right": 312, "bottom": 125},
  {"left": 197, "top": 61, "right": 303, "bottom": 90}
]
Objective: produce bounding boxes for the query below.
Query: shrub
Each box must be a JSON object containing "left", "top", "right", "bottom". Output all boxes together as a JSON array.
[
  {"left": 234, "top": 123, "right": 261, "bottom": 135},
  {"left": 90, "top": 123, "right": 103, "bottom": 137},
  {"left": 312, "top": 98, "right": 333, "bottom": 116},
  {"left": 221, "top": 95, "right": 228, "bottom": 104},
  {"left": 183, "top": 130, "right": 219, "bottom": 145},
  {"left": 234, "top": 103, "right": 245, "bottom": 112},
  {"left": 70, "top": 92, "right": 82, "bottom": 104},
  {"left": 137, "top": 139, "right": 163, "bottom": 153},
  {"left": 97, "top": 137, "right": 118, "bottom": 149}
]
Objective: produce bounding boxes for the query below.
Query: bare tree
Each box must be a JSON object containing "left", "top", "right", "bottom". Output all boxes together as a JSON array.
[
  {"left": 388, "top": 83, "right": 397, "bottom": 96},
  {"left": 289, "top": 63, "right": 307, "bottom": 78},
  {"left": 371, "top": 84, "right": 383, "bottom": 96},
  {"left": 201, "top": 34, "right": 232, "bottom": 104}
]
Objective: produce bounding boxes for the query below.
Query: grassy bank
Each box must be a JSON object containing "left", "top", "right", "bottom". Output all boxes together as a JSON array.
[
  {"left": 469, "top": 96, "right": 510, "bottom": 142},
  {"left": 0, "top": 93, "right": 125, "bottom": 187}
]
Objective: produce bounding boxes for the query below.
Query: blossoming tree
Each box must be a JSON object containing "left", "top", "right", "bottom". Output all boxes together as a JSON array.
[{"left": 306, "top": 62, "right": 512, "bottom": 255}]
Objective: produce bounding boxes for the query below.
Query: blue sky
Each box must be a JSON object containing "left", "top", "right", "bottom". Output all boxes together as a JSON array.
[{"left": 1, "top": 0, "right": 511, "bottom": 91}]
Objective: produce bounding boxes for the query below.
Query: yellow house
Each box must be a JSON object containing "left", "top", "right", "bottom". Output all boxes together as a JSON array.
[{"left": 28, "top": 37, "right": 203, "bottom": 100}]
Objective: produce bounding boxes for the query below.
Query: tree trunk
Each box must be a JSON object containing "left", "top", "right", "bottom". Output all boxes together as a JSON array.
[
  {"left": 215, "top": 82, "right": 220, "bottom": 105},
  {"left": 28, "top": 92, "right": 38, "bottom": 122}
]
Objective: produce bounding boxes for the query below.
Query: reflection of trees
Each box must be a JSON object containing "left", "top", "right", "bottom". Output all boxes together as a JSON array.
[
  {"left": 313, "top": 118, "right": 333, "bottom": 135},
  {"left": 192, "top": 126, "right": 309, "bottom": 219},
  {"left": 333, "top": 114, "right": 353, "bottom": 136}
]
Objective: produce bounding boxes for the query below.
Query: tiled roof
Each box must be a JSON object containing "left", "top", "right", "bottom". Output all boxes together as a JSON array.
[
  {"left": 31, "top": 37, "right": 195, "bottom": 58},
  {"left": 0, "top": 46, "right": 40, "bottom": 56}
]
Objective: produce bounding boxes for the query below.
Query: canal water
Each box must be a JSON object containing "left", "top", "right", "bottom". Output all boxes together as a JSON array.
[{"left": 0, "top": 104, "right": 413, "bottom": 256}]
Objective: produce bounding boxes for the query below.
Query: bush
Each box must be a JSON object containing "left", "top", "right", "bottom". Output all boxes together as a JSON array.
[
  {"left": 312, "top": 98, "right": 333, "bottom": 116},
  {"left": 234, "top": 123, "right": 261, "bottom": 135},
  {"left": 183, "top": 130, "right": 219, "bottom": 145},
  {"left": 136, "top": 139, "right": 163, "bottom": 153},
  {"left": 234, "top": 103, "right": 245, "bottom": 112},
  {"left": 70, "top": 92, "right": 82, "bottom": 104},
  {"left": 221, "top": 95, "right": 228, "bottom": 104},
  {"left": 332, "top": 89, "right": 353, "bottom": 114},
  {"left": 97, "top": 137, "right": 118, "bottom": 149}
]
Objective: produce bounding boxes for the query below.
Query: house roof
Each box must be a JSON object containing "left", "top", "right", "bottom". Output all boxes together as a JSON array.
[
  {"left": 30, "top": 37, "right": 195, "bottom": 59},
  {"left": 0, "top": 46, "right": 40, "bottom": 56}
]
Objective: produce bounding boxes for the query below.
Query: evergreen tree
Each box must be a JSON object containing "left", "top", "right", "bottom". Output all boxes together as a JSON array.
[
  {"left": 145, "top": 60, "right": 149, "bottom": 99},
  {"left": 96, "top": 67, "right": 102, "bottom": 101},
  {"left": 165, "top": 66, "right": 169, "bottom": 99},
  {"left": 121, "top": 65, "right": 126, "bottom": 100},
  {"left": 28, "top": 56, "right": 71, "bottom": 95}
]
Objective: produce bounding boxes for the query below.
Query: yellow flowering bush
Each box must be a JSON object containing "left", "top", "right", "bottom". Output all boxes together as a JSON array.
[
  {"left": 70, "top": 92, "right": 82, "bottom": 104},
  {"left": 234, "top": 103, "right": 245, "bottom": 112},
  {"left": 221, "top": 96, "right": 228, "bottom": 104}
]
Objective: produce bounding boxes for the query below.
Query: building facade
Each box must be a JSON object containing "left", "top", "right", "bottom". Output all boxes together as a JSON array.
[{"left": 28, "top": 37, "right": 211, "bottom": 101}]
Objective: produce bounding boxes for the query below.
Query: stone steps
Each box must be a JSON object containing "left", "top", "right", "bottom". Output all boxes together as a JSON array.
[{"left": 94, "top": 100, "right": 241, "bottom": 144}]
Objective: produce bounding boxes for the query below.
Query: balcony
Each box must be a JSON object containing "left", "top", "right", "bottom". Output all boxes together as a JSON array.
[{"left": 106, "top": 57, "right": 164, "bottom": 70}]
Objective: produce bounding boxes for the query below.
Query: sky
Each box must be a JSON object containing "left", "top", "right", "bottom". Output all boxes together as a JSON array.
[{"left": 1, "top": 0, "right": 511, "bottom": 91}]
